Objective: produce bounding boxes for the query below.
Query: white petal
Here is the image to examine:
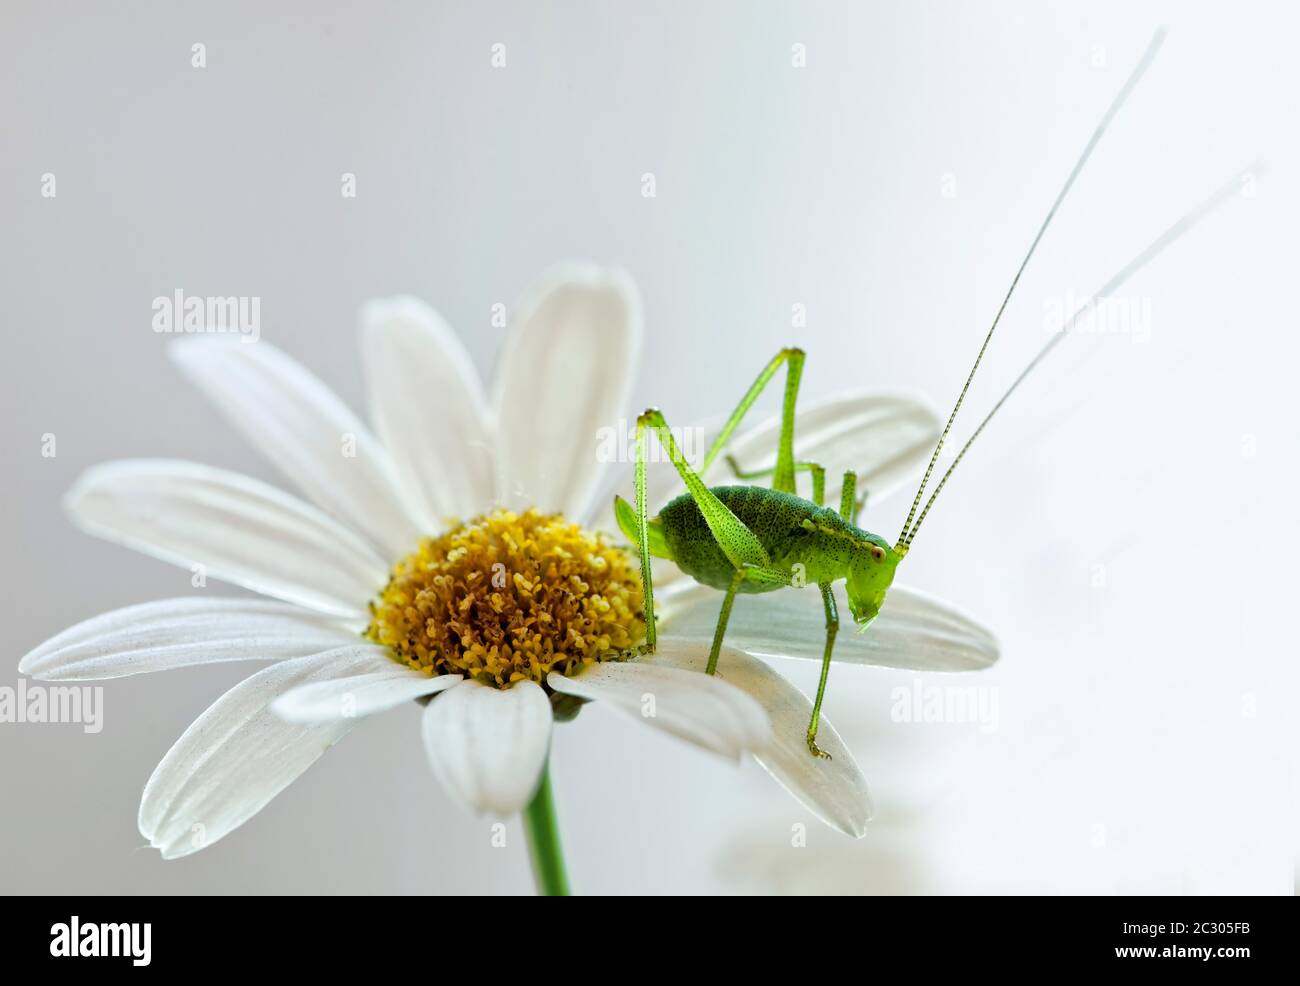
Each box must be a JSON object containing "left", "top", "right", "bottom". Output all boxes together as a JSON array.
[
  {"left": 170, "top": 337, "right": 423, "bottom": 558},
  {"left": 138, "top": 646, "right": 378, "bottom": 858},
  {"left": 19, "top": 597, "right": 364, "bottom": 681},
  {"left": 65, "top": 460, "right": 388, "bottom": 618},
  {"left": 273, "top": 666, "right": 461, "bottom": 724},
  {"left": 660, "top": 582, "right": 999, "bottom": 672},
  {"left": 629, "top": 390, "right": 941, "bottom": 515},
  {"left": 493, "top": 264, "right": 641, "bottom": 517},
  {"left": 420, "top": 679, "right": 552, "bottom": 815},
  {"left": 653, "top": 576, "right": 716, "bottom": 625},
  {"left": 361, "top": 296, "right": 495, "bottom": 526},
  {"left": 547, "top": 650, "right": 770, "bottom": 760},
  {"left": 648, "top": 644, "right": 871, "bottom": 838}
]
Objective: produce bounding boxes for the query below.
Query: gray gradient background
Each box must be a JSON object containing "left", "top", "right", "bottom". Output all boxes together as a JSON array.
[{"left": 2, "top": 1, "right": 1297, "bottom": 894}]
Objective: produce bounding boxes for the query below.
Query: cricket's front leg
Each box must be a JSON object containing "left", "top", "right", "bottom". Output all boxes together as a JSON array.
[{"left": 836, "top": 470, "right": 868, "bottom": 525}]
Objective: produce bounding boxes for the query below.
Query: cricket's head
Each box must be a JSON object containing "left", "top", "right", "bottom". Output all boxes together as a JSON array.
[{"left": 847, "top": 535, "right": 903, "bottom": 629}]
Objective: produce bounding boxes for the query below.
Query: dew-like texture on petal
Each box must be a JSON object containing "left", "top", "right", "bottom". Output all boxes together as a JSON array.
[
  {"left": 19, "top": 597, "right": 364, "bottom": 680},
  {"left": 494, "top": 265, "right": 642, "bottom": 519},
  {"left": 548, "top": 646, "right": 771, "bottom": 760},
  {"left": 649, "top": 643, "right": 872, "bottom": 838},
  {"left": 170, "top": 337, "right": 422, "bottom": 560},
  {"left": 660, "top": 582, "right": 999, "bottom": 672},
  {"left": 420, "top": 678, "right": 552, "bottom": 816},
  {"left": 361, "top": 296, "right": 496, "bottom": 528},
  {"left": 138, "top": 646, "right": 383, "bottom": 858},
  {"left": 64, "top": 460, "right": 388, "bottom": 619},
  {"left": 272, "top": 666, "right": 461, "bottom": 724}
]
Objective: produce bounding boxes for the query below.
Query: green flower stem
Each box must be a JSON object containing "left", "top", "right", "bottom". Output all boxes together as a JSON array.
[{"left": 522, "top": 758, "right": 571, "bottom": 896}]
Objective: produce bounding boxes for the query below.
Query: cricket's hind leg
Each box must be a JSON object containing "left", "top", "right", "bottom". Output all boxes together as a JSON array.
[{"left": 697, "top": 347, "right": 806, "bottom": 494}]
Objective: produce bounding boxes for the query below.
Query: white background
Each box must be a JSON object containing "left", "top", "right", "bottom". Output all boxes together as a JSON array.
[{"left": 2, "top": 0, "right": 1296, "bottom": 893}]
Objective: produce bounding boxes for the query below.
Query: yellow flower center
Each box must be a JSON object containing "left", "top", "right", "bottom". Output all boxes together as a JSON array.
[{"left": 366, "top": 508, "right": 646, "bottom": 688}]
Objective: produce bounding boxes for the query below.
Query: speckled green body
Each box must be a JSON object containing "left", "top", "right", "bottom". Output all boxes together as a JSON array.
[{"left": 658, "top": 485, "right": 891, "bottom": 593}]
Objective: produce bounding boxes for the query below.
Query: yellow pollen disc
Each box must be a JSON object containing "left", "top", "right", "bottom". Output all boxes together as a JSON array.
[{"left": 366, "top": 508, "right": 646, "bottom": 688}]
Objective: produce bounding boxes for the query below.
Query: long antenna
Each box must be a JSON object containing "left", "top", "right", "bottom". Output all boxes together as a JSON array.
[
  {"left": 901, "top": 162, "right": 1257, "bottom": 548},
  {"left": 897, "top": 28, "right": 1167, "bottom": 546}
]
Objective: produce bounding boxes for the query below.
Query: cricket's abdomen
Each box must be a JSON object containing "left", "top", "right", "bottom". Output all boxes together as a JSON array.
[{"left": 658, "top": 485, "right": 860, "bottom": 592}]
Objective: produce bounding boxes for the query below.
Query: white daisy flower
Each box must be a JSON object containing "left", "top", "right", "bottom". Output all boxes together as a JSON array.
[{"left": 19, "top": 264, "right": 996, "bottom": 890}]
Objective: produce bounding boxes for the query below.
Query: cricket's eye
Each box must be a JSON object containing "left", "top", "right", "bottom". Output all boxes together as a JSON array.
[{"left": 870, "top": 545, "right": 886, "bottom": 562}]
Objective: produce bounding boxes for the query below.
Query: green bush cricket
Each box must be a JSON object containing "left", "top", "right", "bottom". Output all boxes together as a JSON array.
[{"left": 617, "top": 28, "right": 1252, "bottom": 757}]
